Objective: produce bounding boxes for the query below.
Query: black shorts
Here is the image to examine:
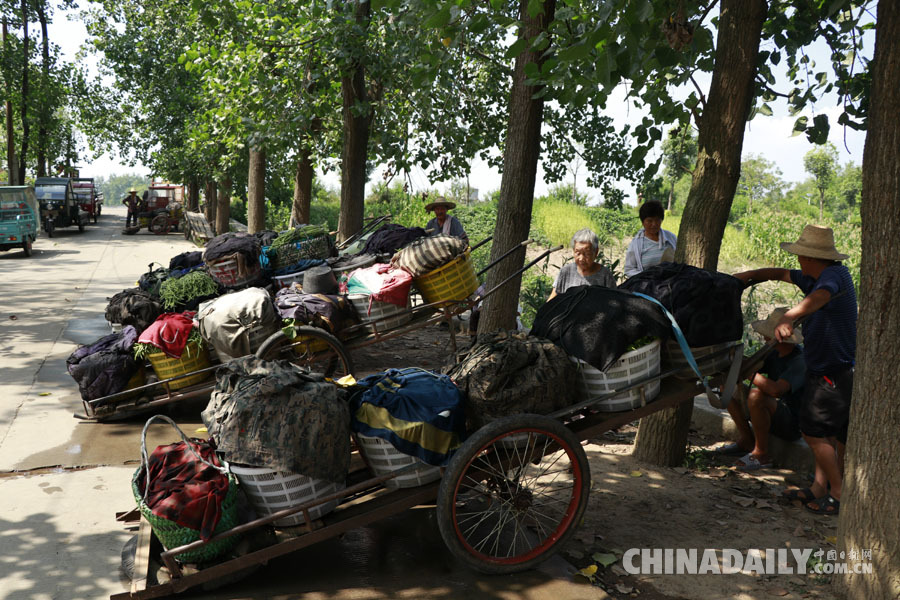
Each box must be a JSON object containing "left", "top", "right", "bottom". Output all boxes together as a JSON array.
[
  {"left": 799, "top": 368, "right": 853, "bottom": 443},
  {"left": 770, "top": 399, "right": 801, "bottom": 442}
]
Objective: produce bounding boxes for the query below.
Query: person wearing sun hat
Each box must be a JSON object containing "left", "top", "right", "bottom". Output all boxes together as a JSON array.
[
  {"left": 424, "top": 196, "right": 468, "bottom": 243},
  {"left": 121, "top": 188, "right": 141, "bottom": 227},
  {"left": 720, "top": 307, "right": 806, "bottom": 472},
  {"left": 734, "top": 225, "right": 857, "bottom": 516}
]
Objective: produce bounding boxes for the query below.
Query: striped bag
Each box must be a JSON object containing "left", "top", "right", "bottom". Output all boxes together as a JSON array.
[{"left": 391, "top": 235, "right": 467, "bottom": 277}]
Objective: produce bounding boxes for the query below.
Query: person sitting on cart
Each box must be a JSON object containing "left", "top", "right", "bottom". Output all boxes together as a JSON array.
[
  {"left": 425, "top": 196, "right": 468, "bottom": 244},
  {"left": 547, "top": 228, "right": 617, "bottom": 301},
  {"left": 718, "top": 307, "right": 806, "bottom": 472},
  {"left": 733, "top": 225, "right": 857, "bottom": 515},
  {"left": 122, "top": 188, "right": 140, "bottom": 227}
]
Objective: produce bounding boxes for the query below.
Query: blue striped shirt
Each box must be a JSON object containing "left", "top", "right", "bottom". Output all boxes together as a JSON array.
[{"left": 790, "top": 265, "right": 857, "bottom": 374}]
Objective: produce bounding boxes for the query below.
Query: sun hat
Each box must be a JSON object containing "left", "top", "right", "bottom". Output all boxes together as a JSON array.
[
  {"left": 128, "top": 188, "right": 139, "bottom": 193},
  {"left": 424, "top": 196, "right": 456, "bottom": 212},
  {"left": 751, "top": 307, "right": 803, "bottom": 344},
  {"left": 780, "top": 225, "right": 848, "bottom": 261}
]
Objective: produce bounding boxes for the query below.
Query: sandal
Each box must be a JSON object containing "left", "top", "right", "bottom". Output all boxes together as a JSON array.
[
  {"left": 734, "top": 453, "right": 772, "bottom": 471},
  {"left": 714, "top": 442, "right": 748, "bottom": 456},
  {"left": 805, "top": 494, "right": 840, "bottom": 515},
  {"left": 782, "top": 487, "right": 825, "bottom": 502}
]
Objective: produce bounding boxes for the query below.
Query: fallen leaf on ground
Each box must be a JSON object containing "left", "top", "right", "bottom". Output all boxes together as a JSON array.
[
  {"left": 767, "top": 587, "right": 789, "bottom": 596},
  {"left": 708, "top": 468, "right": 727, "bottom": 478},
  {"left": 8, "top": 315, "right": 17, "bottom": 320},
  {"left": 567, "top": 549, "right": 584, "bottom": 560},
  {"left": 615, "top": 584, "right": 632, "bottom": 594},
  {"left": 792, "top": 525, "right": 805, "bottom": 537},
  {"left": 629, "top": 471, "right": 643, "bottom": 477},
  {"left": 731, "top": 495, "right": 754, "bottom": 508},
  {"left": 195, "top": 427, "right": 208, "bottom": 433},
  {"left": 593, "top": 552, "right": 618, "bottom": 567},
  {"left": 825, "top": 536, "right": 837, "bottom": 545},
  {"left": 38, "top": 392, "right": 51, "bottom": 396},
  {"left": 755, "top": 499, "right": 776, "bottom": 510},
  {"left": 579, "top": 565, "right": 598, "bottom": 577}
]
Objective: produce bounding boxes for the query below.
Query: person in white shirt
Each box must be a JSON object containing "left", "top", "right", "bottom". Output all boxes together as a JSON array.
[{"left": 624, "top": 200, "right": 677, "bottom": 278}]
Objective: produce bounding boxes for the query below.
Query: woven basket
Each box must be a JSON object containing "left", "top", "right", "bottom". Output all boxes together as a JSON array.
[
  {"left": 229, "top": 464, "right": 345, "bottom": 527},
  {"left": 118, "top": 367, "right": 148, "bottom": 401},
  {"left": 356, "top": 434, "right": 441, "bottom": 490},
  {"left": 413, "top": 252, "right": 478, "bottom": 307},
  {"left": 133, "top": 416, "right": 242, "bottom": 563},
  {"left": 571, "top": 339, "right": 662, "bottom": 412},
  {"left": 291, "top": 331, "right": 331, "bottom": 355},
  {"left": 207, "top": 252, "right": 260, "bottom": 288},
  {"left": 348, "top": 294, "right": 411, "bottom": 333},
  {"left": 663, "top": 340, "right": 735, "bottom": 380},
  {"left": 147, "top": 341, "right": 212, "bottom": 390},
  {"left": 272, "top": 234, "right": 330, "bottom": 269}
]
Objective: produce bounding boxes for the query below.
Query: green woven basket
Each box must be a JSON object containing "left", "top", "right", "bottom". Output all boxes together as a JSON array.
[{"left": 133, "top": 415, "right": 243, "bottom": 563}]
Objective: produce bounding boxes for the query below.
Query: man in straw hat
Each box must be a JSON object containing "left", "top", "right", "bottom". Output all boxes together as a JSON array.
[
  {"left": 121, "top": 188, "right": 141, "bottom": 227},
  {"left": 734, "top": 225, "right": 857, "bottom": 515},
  {"left": 719, "top": 307, "right": 806, "bottom": 472},
  {"left": 425, "top": 196, "right": 468, "bottom": 243}
]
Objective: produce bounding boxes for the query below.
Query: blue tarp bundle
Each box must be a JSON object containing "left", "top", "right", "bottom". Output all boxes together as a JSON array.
[{"left": 350, "top": 368, "right": 466, "bottom": 467}]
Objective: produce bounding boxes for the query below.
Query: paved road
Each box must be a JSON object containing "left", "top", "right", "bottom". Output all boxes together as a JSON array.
[{"left": 0, "top": 206, "right": 604, "bottom": 600}]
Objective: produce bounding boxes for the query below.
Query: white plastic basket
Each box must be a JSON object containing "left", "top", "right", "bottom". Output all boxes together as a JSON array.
[
  {"left": 272, "top": 270, "right": 305, "bottom": 290},
  {"left": 228, "top": 464, "right": 345, "bottom": 527},
  {"left": 347, "top": 293, "right": 412, "bottom": 333},
  {"left": 356, "top": 434, "right": 441, "bottom": 489},
  {"left": 663, "top": 340, "right": 734, "bottom": 380},
  {"left": 571, "top": 338, "right": 661, "bottom": 412}
]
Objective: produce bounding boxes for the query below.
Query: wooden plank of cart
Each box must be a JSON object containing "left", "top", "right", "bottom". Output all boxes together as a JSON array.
[
  {"left": 78, "top": 235, "right": 555, "bottom": 422},
  {"left": 113, "top": 332, "right": 763, "bottom": 599}
]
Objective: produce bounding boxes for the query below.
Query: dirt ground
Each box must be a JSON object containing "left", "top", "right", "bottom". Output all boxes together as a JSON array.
[{"left": 350, "top": 323, "right": 843, "bottom": 600}]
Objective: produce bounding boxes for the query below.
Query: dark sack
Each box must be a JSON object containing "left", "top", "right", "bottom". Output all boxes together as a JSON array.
[
  {"left": 202, "top": 357, "right": 350, "bottom": 483},
  {"left": 274, "top": 288, "right": 358, "bottom": 334},
  {"left": 169, "top": 251, "right": 203, "bottom": 271},
  {"left": 361, "top": 223, "right": 427, "bottom": 255},
  {"left": 619, "top": 263, "right": 745, "bottom": 347},
  {"left": 105, "top": 288, "right": 164, "bottom": 333},
  {"left": 138, "top": 263, "right": 171, "bottom": 298},
  {"left": 66, "top": 326, "right": 139, "bottom": 401},
  {"left": 445, "top": 330, "right": 577, "bottom": 429}
]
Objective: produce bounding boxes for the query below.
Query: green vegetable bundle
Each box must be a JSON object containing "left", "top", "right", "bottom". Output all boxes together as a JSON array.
[
  {"left": 270, "top": 224, "right": 327, "bottom": 250},
  {"left": 158, "top": 271, "right": 219, "bottom": 310},
  {"left": 134, "top": 328, "right": 205, "bottom": 360},
  {"left": 625, "top": 336, "right": 657, "bottom": 353}
]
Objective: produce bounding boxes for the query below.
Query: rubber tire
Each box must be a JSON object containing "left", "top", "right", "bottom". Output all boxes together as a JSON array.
[
  {"left": 22, "top": 239, "right": 32, "bottom": 257},
  {"left": 255, "top": 325, "right": 355, "bottom": 379},
  {"left": 150, "top": 214, "right": 171, "bottom": 235},
  {"left": 78, "top": 218, "right": 85, "bottom": 232},
  {"left": 436, "top": 414, "right": 590, "bottom": 575},
  {"left": 93, "top": 212, "right": 98, "bottom": 224},
  {"left": 45, "top": 220, "right": 54, "bottom": 238},
  {"left": 183, "top": 221, "right": 191, "bottom": 240}
]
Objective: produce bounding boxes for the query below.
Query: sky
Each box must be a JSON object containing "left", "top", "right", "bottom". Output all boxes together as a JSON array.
[{"left": 48, "top": 7, "right": 871, "bottom": 205}]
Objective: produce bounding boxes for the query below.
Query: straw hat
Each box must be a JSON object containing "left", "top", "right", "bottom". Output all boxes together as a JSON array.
[
  {"left": 128, "top": 188, "right": 139, "bottom": 194},
  {"left": 751, "top": 307, "right": 803, "bottom": 344},
  {"left": 424, "top": 196, "right": 456, "bottom": 212},
  {"left": 780, "top": 225, "right": 848, "bottom": 261}
]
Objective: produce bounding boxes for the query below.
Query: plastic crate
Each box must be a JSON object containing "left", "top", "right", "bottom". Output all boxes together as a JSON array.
[
  {"left": 272, "top": 270, "right": 305, "bottom": 290},
  {"left": 228, "top": 464, "right": 345, "bottom": 527},
  {"left": 147, "top": 341, "right": 212, "bottom": 390},
  {"left": 413, "top": 252, "right": 478, "bottom": 307},
  {"left": 571, "top": 339, "right": 661, "bottom": 412},
  {"left": 348, "top": 294, "right": 411, "bottom": 333},
  {"left": 356, "top": 434, "right": 441, "bottom": 489},
  {"left": 663, "top": 340, "right": 735, "bottom": 380},
  {"left": 207, "top": 252, "right": 261, "bottom": 288}
]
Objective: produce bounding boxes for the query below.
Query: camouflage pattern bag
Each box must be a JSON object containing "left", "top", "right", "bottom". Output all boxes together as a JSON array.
[
  {"left": 202, "top": 356, "right": 350, "bottom": 483},
  {"left": 445, "top": 330, "right": 577, "bottom": 429}
]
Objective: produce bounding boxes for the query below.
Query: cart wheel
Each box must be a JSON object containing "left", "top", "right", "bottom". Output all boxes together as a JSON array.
[
  {"left": 22, "top": 239, "right": 32, "bottom": 257},
  {"left": 78, "top": 218, "right": 85, "bottom": 232},
  {"left": 45, "top": 220, "right": 54, "bottom": 238},
  {"left": 256, "top": 325, "right": 355, "bottom": 380},
  {"left": 120, "top": 535, "right": 163, "bottom": 586},
  {"left": 150, "top": 214, "right": 171, "bottom": 235},
  {"left": 93, "top": 212, "right": 98, "bottom": 224},
  {"left": 436, "top": 414, "right": 590, "bottom": 575},
  {"left": 183, "top": 221, "right": 191, "bottom": 240}
]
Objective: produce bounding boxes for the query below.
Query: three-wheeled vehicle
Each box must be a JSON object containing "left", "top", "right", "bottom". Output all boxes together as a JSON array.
[
  {"left": 137, "top": 181, "right": 184, "bottom": 234},
  {"left": 0, "top": 186, "right": 40, "bottom": 257},
  {"left": 33, "top": 176, "right": 88, "bottom": 236},
  {"left": 72, "top": 177, "right": 102, "bottom": 223}
]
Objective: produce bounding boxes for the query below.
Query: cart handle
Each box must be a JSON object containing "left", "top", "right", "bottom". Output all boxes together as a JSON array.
[
  {"left": 468, "top": 235, "right": 493, "bottom": 253},
  {"left": 478, "top": 245, "right": 563, "bottom": 304},
  {"left": 476, "top": 238, "right": 531, "bottom": 278}
]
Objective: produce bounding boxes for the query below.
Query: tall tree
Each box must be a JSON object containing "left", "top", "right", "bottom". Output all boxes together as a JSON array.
[
  {"left": 215, "top": 176, "right": 231, "bottom": 236},
  {"left": 633, "top": 0, "right": 768, "bottom": 467},
  {"left": 661, "top": 123, "right": 698, "bottom": 211},
  {"left": 478, "top": 0, "right": 556, "bottom": 333},
  {"left": 16, "top": 0, "right": 28, "bottom": 184},
  {"left": 3, "top": 17, "right": 16, "bottom": 184},
  {"left": 803, "top": 142, "right": 839, "bottom": 221},
  {"left": 35, "top": 1, "right": 48, "bottom": 177},
  {"left": 735, "top": 154, "right": 784, "bottom": 214},
  {"left": 835, "top": 2, "right": 900, "bottom": 598},
  {"left": 247, "top": 147, "right": 265, "bottom": 234}
]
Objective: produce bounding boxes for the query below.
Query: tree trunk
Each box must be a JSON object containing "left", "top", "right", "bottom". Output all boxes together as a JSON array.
[
  {"left": 291, "top": 150, "right": 314, "bottom": 228},
  {"left": 337, "top": 0, "right": 372, "bottom": 243},
  {"left": 835, "top": 2, "right": 900, "bottom": 597},
  {"left": 247, "top": 147, "right": 266, "bottom": 234},
  {"left": 187, "top": 179, "right": 199, "bottom": 212},
  {"left": 36, "top": 4, "right": 48, "bottom": 178},
  {"left": 17, "top": 0, "right": 29, "bottom": 185},
  {"left": 478, "top": 0, "right": 556, "bottom": 334},
  {"left": 215, "top": 176, "right": 231, "bottom": 236},
  {"left": 3, "top": 19, "right": 17, "bottom": 185},
  {"left": 204, "top": 180, "right": 217, "bottom": 225},
  {"left": 819, "top": 190, "right": 825, "bottom": 222},
  {"left": 633, "top": 0, "right": 767, "bottom": 467}
]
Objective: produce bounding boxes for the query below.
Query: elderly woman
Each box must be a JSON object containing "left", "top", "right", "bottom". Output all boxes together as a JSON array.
[
  {"left": 624, "top": 200, "right": 677, "bottom": 278},
  {"left": 548, "top": 228, "right": 617, "bottom": 301},
  {"left": 425, "top": 196, "right": 468, "bottom": 243}
]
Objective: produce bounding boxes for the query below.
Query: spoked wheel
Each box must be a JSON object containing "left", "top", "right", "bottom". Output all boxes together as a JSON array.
[
  {"left": 150, "top": 214, "right": 171, "bottom": 235},
  {"left": 255, "top": 325, "right": 355, "bottom": 380},
  {"left": 437, "top": 414, "right": 590, "bottom": 574}
]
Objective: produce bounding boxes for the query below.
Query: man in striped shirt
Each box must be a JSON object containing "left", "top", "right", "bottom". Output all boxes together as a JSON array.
[{"left": 734, "top": 225, "right": 856, "bottom": 516}]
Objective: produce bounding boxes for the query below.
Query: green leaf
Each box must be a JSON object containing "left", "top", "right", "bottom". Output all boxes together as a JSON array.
[
  {"left": 593, "top": 552, "right": 618, "bottom": 567},
  {"left": 791, "top": 115, "right": 808, "bottom": 137},
  {"left": 424, "top": 7, "right": 451, "bottom": 29},
  {"left": 757, "top": 103, "right": 773, "bottom": 117},
  {"left": 506, "top": 37, "right": 528, "bottom": 59}
]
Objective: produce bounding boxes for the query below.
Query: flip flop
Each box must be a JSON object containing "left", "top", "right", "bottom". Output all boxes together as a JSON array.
[
  {"left": 782, "top": 487, "right": 820, "bottom": 502},
  {"left": 713, "top": 442, "right": 748, "bottom": 456},
  {"left": 734, "top": 453, "right": 773, "bottom": 471},
  {"left": 805, "top": 494, "right": 840, "bottom": 515}
]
